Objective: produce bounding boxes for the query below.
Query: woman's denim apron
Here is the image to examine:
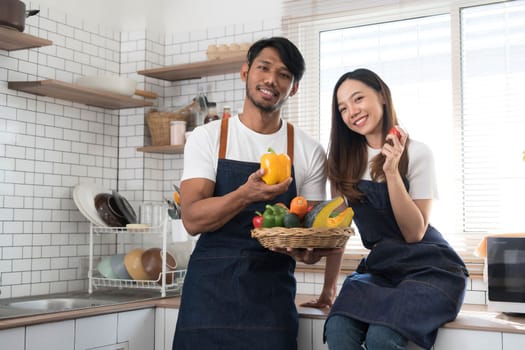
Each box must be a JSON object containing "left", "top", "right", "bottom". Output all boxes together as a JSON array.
[
  {"left": 173, "top": 119, "right": 299, "bottom": 350},
  {"left": 326, "top": 180, "right": 468, "bottom": 349}
]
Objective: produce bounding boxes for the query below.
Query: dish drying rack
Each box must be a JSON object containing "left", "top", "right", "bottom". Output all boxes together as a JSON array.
[{"left": 88, "top": 222, "right": 186, "bottom": 297}]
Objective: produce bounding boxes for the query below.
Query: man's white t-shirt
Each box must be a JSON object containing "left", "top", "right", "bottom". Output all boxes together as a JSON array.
[
  {"left": 365, "top": 140, "right": 439, "bottom": 200},
  {"left": 181, "top": 116, "right": 327, "bottom": 201}
]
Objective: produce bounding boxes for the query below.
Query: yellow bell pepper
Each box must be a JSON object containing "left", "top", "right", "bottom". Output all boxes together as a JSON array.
[
  {"left": 260, "top": 147, "right": 291, "bottom": 185},
  {"left": 327, "top": 207, "right": 354, "bottom": 228}
]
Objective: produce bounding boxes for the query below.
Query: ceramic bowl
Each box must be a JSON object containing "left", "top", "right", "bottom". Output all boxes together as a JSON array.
[
  {"left": 112, "top": 190, "right": 137, "bottom": 224},
  {"left": 124, "top": 248, "right": 150, "bottom": 280},
  {"left": 141, "top": 247, "right": 177, "bottom": 284},
  {"left": 97, "top": 256, "right": 118, "bottom": 279},
  {"left": 76, "top": 75, "right": 137, "bottom": 96},
  {"left": 110, "top": 253, "right": 132, "bottom": 279},
  {"left": 94, "top": 193, "right": 128, "bottom": 227}
]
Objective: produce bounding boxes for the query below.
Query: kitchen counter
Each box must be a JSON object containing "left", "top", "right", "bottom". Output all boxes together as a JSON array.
[{"left": 1, "top": 294, "right": 524, "bottom": 335}]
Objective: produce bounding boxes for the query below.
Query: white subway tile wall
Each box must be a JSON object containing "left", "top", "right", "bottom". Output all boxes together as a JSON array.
[{"left": 0, "top": 4, "right": 280, "bottom": 299}]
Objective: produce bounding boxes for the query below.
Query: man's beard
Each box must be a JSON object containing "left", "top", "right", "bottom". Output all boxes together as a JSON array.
[{"left": 246, "top": 83, "right": 287, "bottom": 113}]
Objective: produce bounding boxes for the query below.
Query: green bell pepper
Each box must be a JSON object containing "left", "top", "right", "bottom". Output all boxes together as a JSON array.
[{"left": 262, "top": 204, "right": 287, "bottom": 228}]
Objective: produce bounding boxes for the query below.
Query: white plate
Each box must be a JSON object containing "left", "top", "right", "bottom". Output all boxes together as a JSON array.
[{"left": 73, "top": 183, "right": 111, "bottom": 227}]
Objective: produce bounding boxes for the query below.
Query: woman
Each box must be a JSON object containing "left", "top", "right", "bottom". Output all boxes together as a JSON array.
[{"left": 323, "top": 68, "right": 468, "bottom": 350}]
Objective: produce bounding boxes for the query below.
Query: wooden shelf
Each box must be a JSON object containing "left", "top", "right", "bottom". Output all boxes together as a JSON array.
[
  {"left": 136, "top": 54, "right": 245, "bottom": 152},
  {"left": 0, "top": 27, "right": 52, "bottom": 51},
  {"left": 137, "top": 145, "right": 184, "bottom": 154},
  {"left": 8, "top": 80, "right": 154, "bottom": 109},
  {"left": 138, "top": 54, "right": 246, "bottom": 82}
]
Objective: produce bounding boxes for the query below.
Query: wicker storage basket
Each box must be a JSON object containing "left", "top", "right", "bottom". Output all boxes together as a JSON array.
[
  {"left": 251, "top": 227, "right": 354, "bottom": 249},
  {"left": 146, "top": 108, "right": 191, "bottom": 146}
]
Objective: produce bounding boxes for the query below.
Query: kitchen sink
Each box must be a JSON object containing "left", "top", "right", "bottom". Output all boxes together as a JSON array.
[
  {"left": 4, "top": 297, "right": 115, "bottom": 311},
  {"left": 0, "top": 290, "right": 164, "bottom": 319}
]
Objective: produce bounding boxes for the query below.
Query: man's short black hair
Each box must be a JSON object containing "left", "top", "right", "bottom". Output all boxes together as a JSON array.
[{"left": 247, "top": 37, "right": 306, "bottom": 83}]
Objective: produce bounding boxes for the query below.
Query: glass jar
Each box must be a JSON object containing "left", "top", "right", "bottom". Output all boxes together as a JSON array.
[{"left": 170, "top": 120, "right": 186, "bottom": 145}]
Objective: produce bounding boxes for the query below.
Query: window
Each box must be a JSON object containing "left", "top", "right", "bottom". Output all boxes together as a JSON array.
[
  {"left": 461, "top": 1, "right": 525, "bottom": 234},
  {"left": 283, "top": 0, "right": 525, "bottom": 260}
]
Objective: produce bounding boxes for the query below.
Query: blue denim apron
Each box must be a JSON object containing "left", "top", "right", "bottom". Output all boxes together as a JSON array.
[
  {"left": 173, "top": 119, "right": 299, "bottom": 350},
  {"left": 326, "top": 180, "right": 468, "bottom": 349}
]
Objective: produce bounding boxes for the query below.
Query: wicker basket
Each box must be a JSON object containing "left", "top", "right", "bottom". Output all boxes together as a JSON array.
[
  {"left": 251, "top": 227, "right": 354, "bottom": 249},
  {"left": 146, "top": 108, "right": 191, "bottom": 146}
]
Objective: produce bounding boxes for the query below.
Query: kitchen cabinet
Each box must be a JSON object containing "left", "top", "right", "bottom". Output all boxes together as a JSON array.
[
  {"left": 433, "top": 328, "right": 501, "bottom": 349},
  {"left": 76, "top": 313, "right": 118, "bottom": 349},
  {"left": 118, "top": 309, "right": 155, "bottom": 350},
  {"left": 0, "top": 309, "right": 155, "bottom": 350},
  {"left": 297, "top": 318, "right": 314, "bottom": 350},
  {"left": 7, "top": 80, "right": 153, "bottom": 110},
  {"left": 0, "top": 27, "right": 52, "bottom": 51},
  {"left": 502, "top": 332, "right": 525, "bottom": 350},
  {"left": 154, "top": 308, "right": 178, "bottom": 350},
  {"left": 26, "top": 320, "right": 75, "bottom": 350},
  {"left": 75, "top": 309, "right": 154, "bottom": 350},
  {"left": 0, "top": 327, "right": 24, "bottom": 350},
  {"left": 138, "top": 54, "right": 246, "bottom": 82}
]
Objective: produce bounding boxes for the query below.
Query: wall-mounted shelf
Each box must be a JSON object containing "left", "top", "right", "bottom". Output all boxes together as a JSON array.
[
  {"left": 137, "top": 54, "right": 246, "bottom": 82},
  {"left": 8, "top": 80, "right": 154, "bottom": 109},
  {"left": 0, "top": 27, "right": 53, "bottom": 51},
  {"left": 137, "top": 145, "right": 184, "bottom": 154}
]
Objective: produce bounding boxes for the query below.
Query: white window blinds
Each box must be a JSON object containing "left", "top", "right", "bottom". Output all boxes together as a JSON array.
[{"left": 461, "top": 1, "right": 525, "bottom": 234}]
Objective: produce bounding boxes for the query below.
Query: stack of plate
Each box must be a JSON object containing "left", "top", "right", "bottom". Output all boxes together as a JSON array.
[
  {"left": 73, "top": 183, "right": 137, "bottom": 227},
  {"left": 73, "top": 183, "right": 109, "bottom": 227}
]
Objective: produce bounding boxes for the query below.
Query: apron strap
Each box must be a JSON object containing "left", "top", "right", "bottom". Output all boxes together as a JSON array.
[
  {"left": 287, "top": 122, "right": 294, "bottom": 163},
  {"left": 218, "top": 117, "right": 295, "bottom": 163},
  {"left": 218, "top": 117, "right": 229, "bottom": 159}
]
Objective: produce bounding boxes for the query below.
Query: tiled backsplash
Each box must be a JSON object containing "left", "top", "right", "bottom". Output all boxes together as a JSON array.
[{"left": 0, "top": 4, "right": 280, "bottom": 299}]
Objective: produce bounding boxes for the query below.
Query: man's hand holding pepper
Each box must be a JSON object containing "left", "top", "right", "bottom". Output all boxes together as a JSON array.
[
  {"left": 180, "top": 168, "right": 291, "bottom": 235},
  {"left": 242, "top": 168, "right": 293, "bottom": 203}
]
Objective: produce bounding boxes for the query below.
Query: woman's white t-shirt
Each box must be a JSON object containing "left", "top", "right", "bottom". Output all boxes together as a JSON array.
[{"left": 365, "top": 140, "right": 439, "bottom": 200}]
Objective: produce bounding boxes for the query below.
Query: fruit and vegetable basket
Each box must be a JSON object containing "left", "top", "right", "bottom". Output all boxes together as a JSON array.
[
  {"left": 251, "top": 195, "right": 355, "bottom": 249},
  {"left": 251, "top": 226, "right": 354, "bottom": 249}
]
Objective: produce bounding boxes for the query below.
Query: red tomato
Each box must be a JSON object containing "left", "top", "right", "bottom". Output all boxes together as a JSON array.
[
  {"left": 252, "top": 214, "right": 264, "bottom": 228},
  {"left": 388, "top": 126, "right": 402, "bottom": 140}
]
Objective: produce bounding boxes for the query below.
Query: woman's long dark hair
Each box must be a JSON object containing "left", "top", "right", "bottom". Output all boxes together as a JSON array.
[{"left": 327, "top": 68, "right": 409, "bottom": 203}]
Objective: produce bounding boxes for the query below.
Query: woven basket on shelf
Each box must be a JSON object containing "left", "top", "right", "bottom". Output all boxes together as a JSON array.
[
  {"left": 146, "top": 108, "right": 191, "bottom": 146},
  {"left": 251, "top": 227, "right": 354, "bottom": 249}
]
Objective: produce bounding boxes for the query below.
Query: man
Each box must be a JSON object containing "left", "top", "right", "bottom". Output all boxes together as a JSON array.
[{"left": 173, "top": 37, "right": 333, "bottom": 350}]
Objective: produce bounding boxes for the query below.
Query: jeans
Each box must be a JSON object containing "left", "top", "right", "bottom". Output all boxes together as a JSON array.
[{"left": 325, "top": 315, "right": 408, "bottom": 350}]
